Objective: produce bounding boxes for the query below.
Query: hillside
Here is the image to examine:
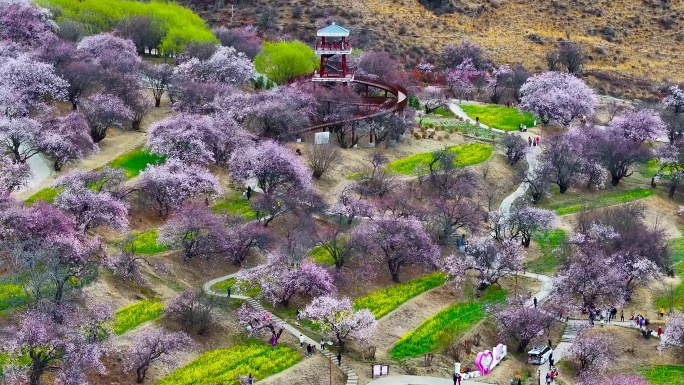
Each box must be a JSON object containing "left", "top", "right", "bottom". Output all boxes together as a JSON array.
[{"left": 181, "top": 0, "right": 684, "bottom": 98}]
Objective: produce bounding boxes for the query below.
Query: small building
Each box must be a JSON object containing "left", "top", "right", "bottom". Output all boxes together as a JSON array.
[{"left": 313, "top": 22, "right": 354, "bottom": 82}]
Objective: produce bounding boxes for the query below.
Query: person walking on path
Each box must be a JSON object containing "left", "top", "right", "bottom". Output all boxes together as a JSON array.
[
  {"left": 306, "top": 344, "right": 312, "bottom": 356},
  {"left": 336, "top": 352, "right": 342, "bottom": 366},
  {"left": 320, "top": 339, "right": 325, "bottom": 351},
  {"left": 620, "top": 310, "right": 624, "bottom": 322},
  {"left": 658, "top": 326, "right": 663, "bottom": 337},
  {"left": 300, "top": 334, "right": 304, "bottom": 348},
  {"left": 536, "top": 136, "right": 540, "bottom": 146},
  {"left": 660, "top": 307, "right": 665, "bottom": 318},
  {"left": 246, "top": 186, "right": 252, "bottom": 200},
  {"left": 528, "top": 137, "right": 533, "bottom": 147},
  {"left": 533, "top": 297, "right": 538, "bottom": 308}
]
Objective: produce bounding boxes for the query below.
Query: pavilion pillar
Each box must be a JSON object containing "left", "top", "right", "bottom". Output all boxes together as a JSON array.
[{"left": 342, "top": 54, "right": 347, "bottom": 78}]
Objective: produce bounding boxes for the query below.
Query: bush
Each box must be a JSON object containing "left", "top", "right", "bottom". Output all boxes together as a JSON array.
[{"left": 254, "top": 41, "right": 318, "bottom": 84}]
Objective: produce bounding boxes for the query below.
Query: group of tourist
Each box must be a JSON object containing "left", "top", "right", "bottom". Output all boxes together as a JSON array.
[
  {"left": 544, "top": 366, "right": 559, "bottom": 384},
  {"left": 587, "top": 307, "right": 619, "bottom": 326},
  {"left": 527, "top": 136, "right": 540, "bottom": 147}
]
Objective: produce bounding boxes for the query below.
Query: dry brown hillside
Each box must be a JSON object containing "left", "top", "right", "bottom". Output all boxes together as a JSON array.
[{"left": 183, "top": 0, "right": 684, "bottom": 98}]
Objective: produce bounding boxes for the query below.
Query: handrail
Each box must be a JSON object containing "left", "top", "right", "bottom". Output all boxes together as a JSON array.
[
  {"left": 293, "top": 74, "right": 407, "bottom": 135},
  {"left": 315, "top": 43, "right": 352, "bottom": 51}
]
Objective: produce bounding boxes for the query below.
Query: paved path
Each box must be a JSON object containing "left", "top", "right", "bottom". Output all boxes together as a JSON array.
[
  {"left": 366, "top": 375, "right": 491, "bottom": 385},
  {"left": 204, "top": 272, "right": 360, "bottom": 385}
]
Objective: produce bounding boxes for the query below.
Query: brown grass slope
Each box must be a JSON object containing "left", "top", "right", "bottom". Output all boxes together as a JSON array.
[{"left": 181, "top": 0, "right": 684, "bottom": 98}]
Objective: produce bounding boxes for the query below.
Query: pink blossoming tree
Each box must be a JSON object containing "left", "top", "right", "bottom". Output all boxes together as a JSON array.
[
  {"left": 124, "top": 327, "right": 194, "bottom": 384},
  {"left": 303, "top": 295, "right": 377, "bottom": 352},
  {"left": 519, "top": 71, "right": 596, "bottom": 126}
]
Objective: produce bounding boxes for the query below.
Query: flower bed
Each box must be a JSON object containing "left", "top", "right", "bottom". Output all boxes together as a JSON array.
[
  {"left": 353, "top": 273, "right": 447, "bottom": 319},
  {"left": 113, "top": 299, "right": 164, "bottom": 334},
  {"left": 156, "top": 342, "right": 300, "bottom": 385},
  {"left": 387, "top": 143, "right": 492, "bottom": 175},
  {"left": 460, "top": 104, "right": 535, "bottom": 131},
  {"left": 127, "top": 229, "right": 169, "bottom": 254},
  {"left": 390, "top": 286, "right": 506, "bottom": 360}
]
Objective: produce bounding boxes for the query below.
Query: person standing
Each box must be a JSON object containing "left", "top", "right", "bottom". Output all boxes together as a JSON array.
[
  {"left": 528, "top": 136, "right": 533, "bottom": 147},
  {"left": 320, "top": 339, "right": 325, "bottom": 351},
  {"left": 226, "top": 286, "right": 231, "bottom": 298},
  {"left": 248, "top": 374, "right": 253, "bottom": 385},
  {"left": 658, "top": 326, "right": 663, "bottom": 337},
  {"left": 620, "top": 310, "right": 624, "bottom": 322},
  {"left": 533, "top": 297, "right": 538, "bottom": 308},
  {"left": 300, "top": 334, "right": 304, "bottom": 348},
  {"left": 536, "top": 136, "right": 540, "bottom": 146},
  {"left": 246, "top": 186, "right": 252, "bottom": 200},
  {"left": 337, "top": 352, "right": 342, "bottom": 366},
  {"left": 453, "top": 373, "right": 458, "bottom": 385},
  {"left": 660, "top": 307, "right": 665, "bottom": 319},
  {"left": 306, "top": 344, "right": 312, "bottom": 356}
]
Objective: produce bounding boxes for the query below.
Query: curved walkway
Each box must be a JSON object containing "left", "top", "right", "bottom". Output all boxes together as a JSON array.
[
  {"left": 204, "top": 273, "right": 360, "bottom": 385},
  {"left": 295, "top": 75, "right": 408, "bottom": 136}
]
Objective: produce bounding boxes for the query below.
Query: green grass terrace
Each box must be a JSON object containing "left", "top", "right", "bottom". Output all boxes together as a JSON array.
[
  {"left": 390, "top": 286, "right": 507, "bottom": 360},
  {"left": 460, "top": 104, "right": 536, "bottom": 131},
  {"left": 156, "top": 341, "right": 300, "bottom": 385},
  {"left": 113, "top": 299, "right": 164, "bottom": 334},
  {"left": 639, "top": 365, "right": 684, "bottom": 385},
  {"left": 542, "top": 188, "right": 654, "bottom": 215},
  {"left": 387, "top": 143, "right": 492, "bottom": 175},
  {"left": 353, "top": 273, "right": 448, "bottom": 319}
]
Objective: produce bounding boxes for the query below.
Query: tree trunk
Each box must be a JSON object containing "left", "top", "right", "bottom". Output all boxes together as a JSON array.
[
  {"left": 611, "top": 174, "right": 620, "bottom": 186},
  {"left": 670, "top": 183, "right": 677, "bottom": 198},
  {"left": 155, "top": 98, "right": 161, "bottom": 108},
  {"left": 559, "top": 184, "right": 569, "bottom": 194},
  {"left": 388, "top": 260, "right": 401, "bottom": 283},
  {"left": 72, "top": 102, "right": 78, "bottom": 111},
  {"left": 54, "top": 160, "right": 63, "bottom": 172},
  {"left": 337, "top": 337, "right": 346, "bottom": 353},
  {"left": 136, "top": 365, "right": 148, "bottom": 383}
]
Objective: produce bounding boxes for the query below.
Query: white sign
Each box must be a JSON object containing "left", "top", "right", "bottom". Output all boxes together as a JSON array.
[{"left": 314, "top": 132, "right": 330, "bottom": 144}]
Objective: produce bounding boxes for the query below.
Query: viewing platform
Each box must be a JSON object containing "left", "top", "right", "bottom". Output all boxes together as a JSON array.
[
  {"left": 314, "top": 42, "right": 352, "bottom": 55},
  {"left": 312, "top": 71, "right": 355, "bottom": 82}
]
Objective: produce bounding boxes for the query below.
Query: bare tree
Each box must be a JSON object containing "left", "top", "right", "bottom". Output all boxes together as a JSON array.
[
  {"left": 547, "top": 41, "right": 586, "bottom": 74},
  {"left": 305, "top": 143, "right": 341, "bottom": 179},
  {"left": 501, "top": 134, "right": 528, "bottom": 165}
]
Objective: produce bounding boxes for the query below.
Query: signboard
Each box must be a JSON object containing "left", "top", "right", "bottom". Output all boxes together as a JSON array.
[
  {"left": 474, "top": 344, "right": 507, "bottom": 375},
  {"left": 371, "top": 364, "right": 389, "bottom": 378},
  {"left": 314, "top": 132, "right": 330, "bottom": 144}
]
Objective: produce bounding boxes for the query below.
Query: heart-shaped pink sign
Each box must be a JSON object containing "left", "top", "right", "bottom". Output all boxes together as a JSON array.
[{"left": 475, "top": 350, "right": 494, "bottom": 374}]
